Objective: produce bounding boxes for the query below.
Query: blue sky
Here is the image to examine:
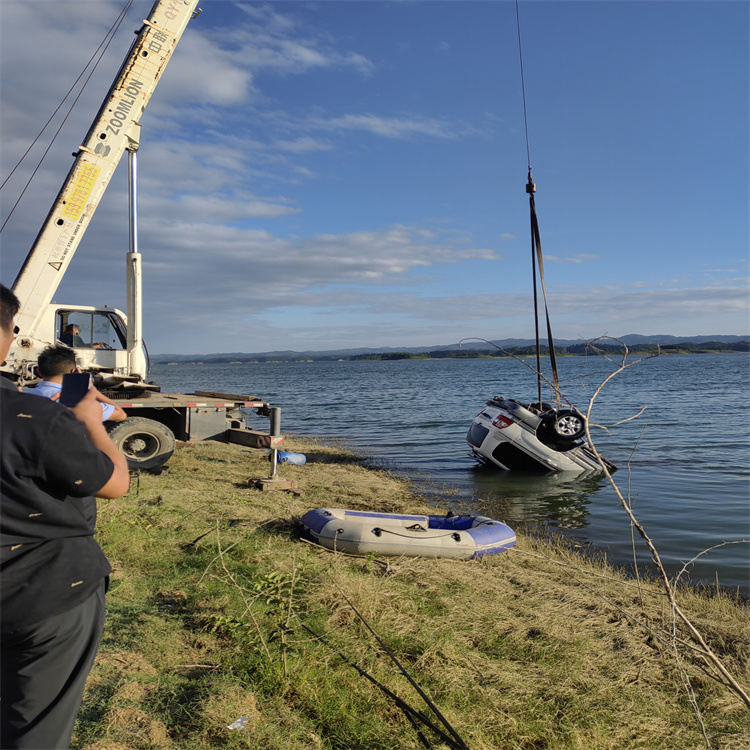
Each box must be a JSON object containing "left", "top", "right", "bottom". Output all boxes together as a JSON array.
[{"left": 1, "top": 0, "right": 747, "bottom": 354}]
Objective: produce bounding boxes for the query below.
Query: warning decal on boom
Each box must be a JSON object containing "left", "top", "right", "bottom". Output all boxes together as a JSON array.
[{"left": 62, "top": 164, "right": 101, "bottom": 221}]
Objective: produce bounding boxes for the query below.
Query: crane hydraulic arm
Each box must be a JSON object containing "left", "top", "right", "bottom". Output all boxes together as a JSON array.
[{"left": 11, "top": 0, "right": 199, "bottom": 342}]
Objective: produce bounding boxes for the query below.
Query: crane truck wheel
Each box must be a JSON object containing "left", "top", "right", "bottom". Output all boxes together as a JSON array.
[{"left": 107, "top": 417, "right": 176, "bottom": 471}]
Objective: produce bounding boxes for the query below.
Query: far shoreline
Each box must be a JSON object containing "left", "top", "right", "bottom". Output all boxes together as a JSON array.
[
  {"left": 157, "top": 348, "right": 750, "bottom": 365},
  {"left": 160, "top": 349, "right": 750, "bottom": 367}
]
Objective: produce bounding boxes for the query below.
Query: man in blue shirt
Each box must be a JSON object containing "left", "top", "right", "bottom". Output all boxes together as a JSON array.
[{"left": 26, "top": 344, "right": 127, "bottom": 423}]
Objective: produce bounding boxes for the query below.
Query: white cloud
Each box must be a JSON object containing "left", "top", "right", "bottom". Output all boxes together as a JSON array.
[
  {"left": 158, "top": 30, "right": 257, "bottom": 107},
  {"left": 545, "top": 254, "right": 599, "bottom": 264},
  {"left": 138, "top": 222, "right": 497, "bottom": 292},
  {"left": 314, "top": 113, "right": 459, "bottom": 140},
  {"left": 218, "top": 5, "right": 375, "bottom": 76},
  {"left": 273, "top": 137, "right": 333, "bottom": 154},
  {"left": 166, "top": 194, "right": 301, "bottom": 222},
  {"left": 141, "top": 278, "right": 749, "bottom": 354}
]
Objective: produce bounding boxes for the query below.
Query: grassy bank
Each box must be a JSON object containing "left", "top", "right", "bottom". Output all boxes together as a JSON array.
[{"left": 73, "top": 438, "right": 749, "bottom": 750}]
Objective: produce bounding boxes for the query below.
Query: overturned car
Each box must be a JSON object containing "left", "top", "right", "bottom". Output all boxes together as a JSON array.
[{"left": 466, "top": 396, "right": 616, "bottom": 474}]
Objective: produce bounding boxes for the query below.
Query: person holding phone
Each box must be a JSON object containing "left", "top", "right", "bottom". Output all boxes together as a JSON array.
[
  {"left": 0, "top": 284, "right": 130, "bottom": 749},
  {"left": 27, "top": 344, "right": 126, "bottom": 422}
]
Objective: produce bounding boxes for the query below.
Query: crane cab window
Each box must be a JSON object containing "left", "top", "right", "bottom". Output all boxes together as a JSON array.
[{"left": 57, "top": 311, "right": 126, "bottom": 350}]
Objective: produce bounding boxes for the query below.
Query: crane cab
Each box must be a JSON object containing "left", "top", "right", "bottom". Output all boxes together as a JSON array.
[{"left": 8, "top": 304, "right": 146, "bottom": 387}]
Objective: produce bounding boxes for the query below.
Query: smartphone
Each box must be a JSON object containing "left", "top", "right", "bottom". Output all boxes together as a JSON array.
[{"left": 60, "top": 372, "right": 92, "bottom": 407}]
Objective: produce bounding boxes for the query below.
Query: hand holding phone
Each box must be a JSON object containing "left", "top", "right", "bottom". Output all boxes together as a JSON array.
[{"left": 60, "top": 372, "right": 92, "bottom": 407}]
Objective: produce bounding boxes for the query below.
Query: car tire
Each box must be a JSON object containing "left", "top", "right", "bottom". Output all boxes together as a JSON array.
[
  {"left": 544, "top": 409, "right": 586, "bottom": 441},
  {"left": 107, "top": 417, "right": 176, "bottom": 471},
  {"left": 528, "top": 401, "right": 554, "bottom": 414}
]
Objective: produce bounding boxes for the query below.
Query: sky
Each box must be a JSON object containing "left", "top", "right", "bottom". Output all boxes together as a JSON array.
[{"left": 1, "top": 0, "right": 748, "bottom": 355}]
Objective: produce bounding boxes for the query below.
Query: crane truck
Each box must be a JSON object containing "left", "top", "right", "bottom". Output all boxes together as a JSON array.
[{"left": 2, "top": 0, "right": 283, "bottom": 471}]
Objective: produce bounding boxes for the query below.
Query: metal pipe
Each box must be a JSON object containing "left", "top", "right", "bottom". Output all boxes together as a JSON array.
[
  {"left": 269, "top": 407, "right": 281, "bottom": 477},
  {"left": 126, "top": 146, "right": 146, "bottom": 379},
  {"left": 128, "top": 147, "right": 138, "bottom": 255},
  {"left": 269, "top": 407, "right": 281, "bottom": 436}
]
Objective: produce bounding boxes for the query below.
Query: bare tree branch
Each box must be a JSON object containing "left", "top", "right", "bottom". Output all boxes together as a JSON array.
[{"left": 583, "top": 338, "right": 750, "bottom": 715}]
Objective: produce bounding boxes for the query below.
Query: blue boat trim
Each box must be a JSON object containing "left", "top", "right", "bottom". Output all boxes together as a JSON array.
[
  {"left": 345, "top": 510, "right": 428, "bottom": 522},
  {"left": 301, "top": 508, "right": 334, "bottom": 535}
]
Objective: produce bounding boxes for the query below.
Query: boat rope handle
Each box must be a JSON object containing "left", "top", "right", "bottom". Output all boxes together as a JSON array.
[{"left": 372, "top": 527, "right": 465, "bottom": 542}]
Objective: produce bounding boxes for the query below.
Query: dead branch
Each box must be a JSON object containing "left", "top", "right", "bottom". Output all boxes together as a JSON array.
[
  {"left": 583, "top": 341, "right": 750, "bottom": 714},
  {"left": 675, "top": 541, "right": 750, "bottom": 589}
]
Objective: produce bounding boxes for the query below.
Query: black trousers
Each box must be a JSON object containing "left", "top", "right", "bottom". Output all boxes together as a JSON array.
[{"left": 1, "top": 581, "right": 106, "bottom": 749}]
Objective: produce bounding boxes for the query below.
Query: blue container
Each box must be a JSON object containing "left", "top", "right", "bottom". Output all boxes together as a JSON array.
[{"left": 277, "top": 451, "right": 306, "bottom": 466}]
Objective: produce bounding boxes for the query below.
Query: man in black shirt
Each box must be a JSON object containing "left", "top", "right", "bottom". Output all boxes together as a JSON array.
[
  {"left": 0, "top": 285, "right": 130, "bottom": 749},
  {"left": 60, "top": 323, "right": 105, "bottom": 349}
]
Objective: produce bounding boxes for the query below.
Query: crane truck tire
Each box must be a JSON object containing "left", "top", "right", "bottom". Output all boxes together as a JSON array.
[{"left": 107, "top": 417, "right": 176, "bottom": 471}]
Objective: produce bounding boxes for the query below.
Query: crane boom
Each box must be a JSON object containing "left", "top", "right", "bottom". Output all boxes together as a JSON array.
[{"left": 11, "top": 0, "right": 199, "bottom": 339}]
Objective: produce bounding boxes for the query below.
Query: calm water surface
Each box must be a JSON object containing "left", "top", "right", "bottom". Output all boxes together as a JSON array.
[{"left": 151, "top": 354, "right": 749, "bottom": 593}]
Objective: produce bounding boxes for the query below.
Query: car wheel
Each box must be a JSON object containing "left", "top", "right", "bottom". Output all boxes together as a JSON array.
[
  {"left": 528, "top": 401, "right": 554, "bottom": 414},
  {"left": 544, "top": 410, "right": 586, "bottom": 440},
  {"left": 107, "top": 417, "right": 176, "bottom": 471}
]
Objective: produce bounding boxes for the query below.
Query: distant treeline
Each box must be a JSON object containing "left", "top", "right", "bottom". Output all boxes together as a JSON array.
[
  {"left": 349, "top": 341, "right": 750, "bottom": 361},
  {"left": 155, "top": 340, "right": 749, "bottom": 365}
]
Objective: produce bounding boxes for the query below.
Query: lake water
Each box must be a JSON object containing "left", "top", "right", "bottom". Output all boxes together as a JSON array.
[{"left": 151, "top": 353, "right": 749, "bottom": 593}]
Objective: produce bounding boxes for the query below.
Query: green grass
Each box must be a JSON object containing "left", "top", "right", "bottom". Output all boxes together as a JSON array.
[{"left": 72, "top": 438, "right": 750, "bottom": 750}]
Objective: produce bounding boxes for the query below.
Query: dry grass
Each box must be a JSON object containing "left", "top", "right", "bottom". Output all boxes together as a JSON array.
[{"left": 72, "top": 436, "right": 749, "bottom": 750}]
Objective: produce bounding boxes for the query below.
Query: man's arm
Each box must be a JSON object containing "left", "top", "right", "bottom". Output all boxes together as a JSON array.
[
  {"left": 92, "top": 387, "right": 127, "bottom": 421},
  {"left": 105, "top": 403, "right": 127, "bottom": 421},
  {"left": 71, "top": 389, "right": 130, "bottom": 498}
]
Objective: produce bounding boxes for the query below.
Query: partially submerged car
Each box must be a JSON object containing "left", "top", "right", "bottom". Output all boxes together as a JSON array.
[{"left": 466, "top": 396, "right": 616, "bottom": 474}]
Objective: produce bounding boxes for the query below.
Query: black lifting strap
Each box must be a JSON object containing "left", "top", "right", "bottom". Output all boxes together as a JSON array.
[{"left": 527, "top": 173, "right": 561, "bottom": 408}]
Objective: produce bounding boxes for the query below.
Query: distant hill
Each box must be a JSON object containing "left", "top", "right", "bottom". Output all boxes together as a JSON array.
[
  {"left": 617, "top": 334, "right": 748, "bottom": 346},
  {"left": 152, "top": 335, "right": 749, "bottom": 363}
]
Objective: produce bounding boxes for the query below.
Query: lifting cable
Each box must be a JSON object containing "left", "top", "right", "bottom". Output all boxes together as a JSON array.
[
  {"left": 515, "top": 0, "right": 561, "bottom": 408},
  {"left": 0, "top": 0, "right": 135, "bottom": 234}
]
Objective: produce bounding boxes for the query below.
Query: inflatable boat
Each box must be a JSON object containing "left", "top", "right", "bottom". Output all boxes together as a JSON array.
[
  {"left": 467, "top": 395, "right": 616, "bottom": 474},
  {"left": 300, "top": 507, "right": 516, "bottom": 559}
]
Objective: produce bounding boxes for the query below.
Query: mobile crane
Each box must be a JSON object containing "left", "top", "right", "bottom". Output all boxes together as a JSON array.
[{"left": 3, "top": 0, "right": 283, "bottom": 470}]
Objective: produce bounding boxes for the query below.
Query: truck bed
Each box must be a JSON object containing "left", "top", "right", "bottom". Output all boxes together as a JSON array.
[
  {"left": 113, "top": 389, "right": 283, "bottom": 449},
  {"left": 115, "top": 390, "right": 267, "bottom": 409}
]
